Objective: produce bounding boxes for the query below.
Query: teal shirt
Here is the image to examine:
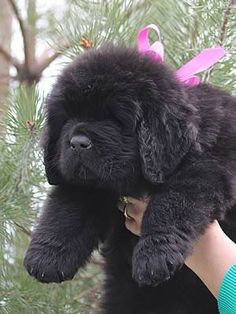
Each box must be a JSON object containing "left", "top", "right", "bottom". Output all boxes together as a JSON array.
[{"left": 218, "top": 263, "right": 236, "bottom": 314}]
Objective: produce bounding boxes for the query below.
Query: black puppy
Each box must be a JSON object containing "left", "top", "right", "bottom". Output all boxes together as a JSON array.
[{"left": 24, "top": 45, "right": 236, "bottom": 313}]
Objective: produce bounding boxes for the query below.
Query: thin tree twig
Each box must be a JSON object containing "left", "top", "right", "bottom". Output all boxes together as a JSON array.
[
  {"left": 218, "top": 0, "right": 236, "bottom": 45},
  {"left": 35, "top": 51, "right": 61, "bottom": 73},
  {"left": 14, "top": 222, "right": 31, "bottom": 236},
  {"left": 0, "top": 45, "right": 21, "bottom": 70},
  {"left": 34, "top": 42, "right": 71, "bottom": 74},
  {"left": 34, "top": 49, "right": 66, "bottom": 74},
  {"left": 7, "top": 0, "right": 29, "bottom": 70},
  {"left": 205, "top": 0, "right": 235, "bottom": 81}
]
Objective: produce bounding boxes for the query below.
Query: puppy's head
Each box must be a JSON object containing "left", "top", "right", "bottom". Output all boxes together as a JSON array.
[{"left": 43, "top": 45, "right": 198, "bottom": 190}]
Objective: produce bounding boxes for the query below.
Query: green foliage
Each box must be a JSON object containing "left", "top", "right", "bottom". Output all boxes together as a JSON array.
[
  {"left": 1, "top": 245, "right": 102, "bottom": 314},
  {"left": 57, "top": 0, "right": 236, "bottom": 92},
  {"left": 0, "top": 86, "right": 102, "bottom": 313},
  {"left": 149, "top": 0, "right": 236, "bottom": 92},
  {"left": 0, "top": 1, "right": 235, "bottom": 313},
  {"left": 55, "top": 0, "right": 152, "bottom": 59},
  {"left": 0, "top": 87, "right": 45, "bottom": 239}
]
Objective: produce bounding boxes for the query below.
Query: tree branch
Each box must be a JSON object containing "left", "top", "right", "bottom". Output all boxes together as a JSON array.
[
  {"left": 218, "top": 0, "right": 236, "bottom": 45},
  {"left": 34, "top": 51, "right": 61, "bottom": 74},
  {"left": 33, "top": 42, "right": 71, "bottom": 74},
  {"left": 7, "top": 0, "right": 30, "bottom": 70},
  {"left": 0, "top": 45, "right": 21, "bottom": 70},
  {"left": 204, "top": 0, "right": 235, "bottom": 82},
  {"left": 14, "top": 222, "right": 31, "bottom": 237}
]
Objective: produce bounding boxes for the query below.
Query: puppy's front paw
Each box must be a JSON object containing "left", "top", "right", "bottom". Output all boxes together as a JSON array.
[
  {"left": 132, "top": 234, "right": 187, "bottom": 286},
  {"left": 24, "top": 242, "right": 82, "bottom": 283}
]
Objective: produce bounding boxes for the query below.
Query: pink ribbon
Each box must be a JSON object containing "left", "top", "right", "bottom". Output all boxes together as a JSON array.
[{"left": 137, "top": 24, "right": 227, "bottom": 86}]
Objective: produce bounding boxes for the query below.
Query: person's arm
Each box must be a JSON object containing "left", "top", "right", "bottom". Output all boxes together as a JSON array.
[
  {"left": 184, "top": 220, "right": 236, "bottom": 298},
  {"left": 123, "top": 197, "right": 236, "bottom": 313}
]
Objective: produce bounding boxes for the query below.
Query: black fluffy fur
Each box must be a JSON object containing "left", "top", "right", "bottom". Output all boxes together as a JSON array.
[{"left": 24, "top": 45, "right": 236, "bottom": 314}]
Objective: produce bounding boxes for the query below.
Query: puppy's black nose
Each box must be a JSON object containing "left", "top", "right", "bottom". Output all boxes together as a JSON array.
[{"left": 70, "top": 135, "right": 92, "bottom": 150}]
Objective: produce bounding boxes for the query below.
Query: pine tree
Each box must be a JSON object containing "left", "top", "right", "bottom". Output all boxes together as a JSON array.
[
  {"left": 0, "top": 1, "right": 235, "bottom": 313},
  {"left": 0, "top": 0, "right": 12, "bottom": 130}
]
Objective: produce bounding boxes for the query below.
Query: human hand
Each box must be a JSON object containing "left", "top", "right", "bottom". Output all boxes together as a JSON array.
[
  {"left": 123, "top": 196, "right": 186, "bottom": 285},
  {"left": 120, "top": 196, "right": 149, "bottom": 236},
  {"left": 122, "top": 197, "right": 236, "bottom": 297}
]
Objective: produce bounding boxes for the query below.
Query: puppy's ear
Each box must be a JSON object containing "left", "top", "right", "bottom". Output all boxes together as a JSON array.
[
  {"left": 41, "top": 126, "right": 63, "bottom": 185},
  {"left": 137, "top": 85, "right": 198, "bottom": 184},
  {"left": 41, "top": 92, "right": 67, "bottom": 185}
]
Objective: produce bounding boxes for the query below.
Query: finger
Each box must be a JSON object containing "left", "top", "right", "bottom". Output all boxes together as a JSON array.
[
  {"left": 124, "top": 205, "right": 142, "bottom": 236},
  {"left": 125, "top": 218, "right": 141, "bottom": 236},
  {"left": 124, "top": 203, "right": 140, "bottom": 221},
  {"left": 125, "top": 202, "right": 146, "bottom": 221},
  {"left": 127, "top": 196, "right": 150, "bottom": 206}
]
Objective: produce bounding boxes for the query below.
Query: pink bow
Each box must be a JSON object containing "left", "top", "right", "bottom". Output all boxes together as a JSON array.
[{"left": 137, "top": 24, "right": 227, "bottom": 86}]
